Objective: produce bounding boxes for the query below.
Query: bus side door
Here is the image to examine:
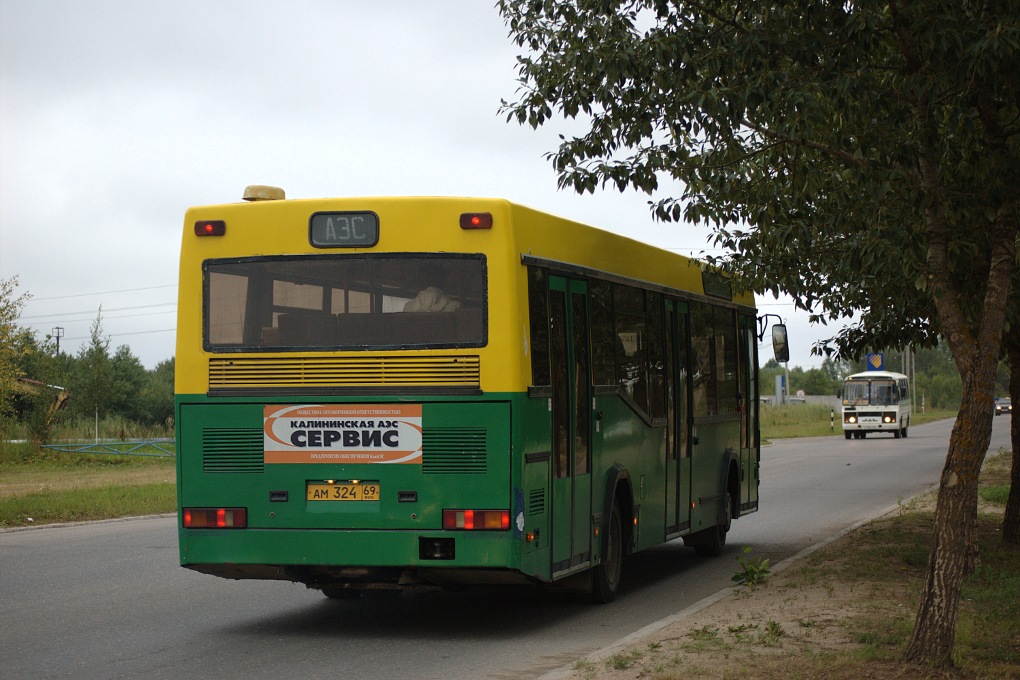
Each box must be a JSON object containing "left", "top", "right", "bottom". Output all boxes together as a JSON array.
[
  {"left": 665, "top": 299, "right": 692, "bottom": 535},
  {"left": 738, "top": 314, "right": 760, "bottom": 513},
  {"left": 549, "top": 276, "right": 594, "bottom": 574}
]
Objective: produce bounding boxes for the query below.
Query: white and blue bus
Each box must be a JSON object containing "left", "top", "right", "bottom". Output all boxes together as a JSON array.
[{"left": 841, "top": 371, "right": 910, "bottom": 439}]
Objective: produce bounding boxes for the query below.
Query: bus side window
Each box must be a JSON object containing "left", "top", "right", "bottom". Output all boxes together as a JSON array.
[
  {"left": 589, "top": 279, "right": 615, "bottom": 386},
  {"left": 714, "top": 307, "right": 738, "bottom": 415},
  {"left": 527, "top": 267, "right": 551, "bottom": 387},
  {"left": 690, "top": 301, "right": 715, "bottom": 416},
  {"left": 646, "top": 292, "right": 665, "bottom": 420},
  {"left": 614, "top": 284, "right": 648, "bottom": 414}
]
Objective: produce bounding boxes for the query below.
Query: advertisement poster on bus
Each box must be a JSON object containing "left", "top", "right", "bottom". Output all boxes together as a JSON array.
[{"left": 263, "top": 404, "right": 423, "bottom": 464}]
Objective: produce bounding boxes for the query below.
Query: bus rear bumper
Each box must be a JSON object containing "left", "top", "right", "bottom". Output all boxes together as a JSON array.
[{"left": 180, "top": 527, "right": 527, "bottom": 588}]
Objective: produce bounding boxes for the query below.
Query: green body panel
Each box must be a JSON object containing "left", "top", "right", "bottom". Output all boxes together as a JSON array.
[
  {"left": 177, "top": 389, "right": 752, "bottom": 584},
  {"left": 177, "top": 394, "right": 520, "bottom": 571},
  {"left": 690, "top": 418, "right": 740, "bottom": 532},
  {"left": 518, "top": 394, "right": 553, "bottom": 578},
  {"left": 591, "top": 395, "right": 667, "bottom": 553},
  {"left": 740, "top": 444, "right": 760, "bottom": 511}
]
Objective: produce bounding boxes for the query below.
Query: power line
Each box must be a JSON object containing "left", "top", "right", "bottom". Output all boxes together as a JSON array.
[
  {"left": 62, "top": 327, "right": 176, "bottom": 343},
  {"left": 20, "top": 302, "right": 177, "bottom": 321},
  {"left": 24, "top": 284, "right": 177, "bottom": 303}
]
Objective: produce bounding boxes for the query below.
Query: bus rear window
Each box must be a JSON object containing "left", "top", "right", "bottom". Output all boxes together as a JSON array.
[{"left": 204, "top": 254, "right": 486, "bottom": 351}]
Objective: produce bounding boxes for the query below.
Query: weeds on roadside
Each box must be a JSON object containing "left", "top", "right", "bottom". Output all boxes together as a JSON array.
[
  {"left": 604, "top": 650, "right": 642, "bottom": 670},
  {"left": 761, "top": 619, "right": 786, "bottom": 646},
  {"left": 571, "top": 658, "right": 596, "bottom": 679},
  {"left": 732, "top": 546, "right": 771, "bottom": 589},
  {"left": 683, "top": 625, "right": 730, "bottom": 655},
  {"left": 727, "top": 619, "right": 786, "bottom": 647}
]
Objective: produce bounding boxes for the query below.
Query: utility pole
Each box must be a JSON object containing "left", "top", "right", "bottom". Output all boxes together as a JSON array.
[
  {"left": 903, "top": 344, "right": 916, "bottom": 414},
  {"left": 52, "top": 326, "right": 64, "bottom": 355}
]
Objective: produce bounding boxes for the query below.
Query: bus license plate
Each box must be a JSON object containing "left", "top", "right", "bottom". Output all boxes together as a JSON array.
[{"left": 306, "top": 482, "right": 380, "bottom": 502}]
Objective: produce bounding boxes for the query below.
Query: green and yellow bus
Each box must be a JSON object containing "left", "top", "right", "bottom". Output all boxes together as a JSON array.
[{"left": 175, "top": 186, "right": 787, "bottom": 602}]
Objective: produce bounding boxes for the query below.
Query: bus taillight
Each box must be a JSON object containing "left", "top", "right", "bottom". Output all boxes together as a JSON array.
[
  {"left": 459, "top": 212, "right": 493, "bottom": 230},
  {"left": 194, "top": 220, "right": 226, "bottom": 236},
  {"left": 183, "top": 507, "right": 247, "bottom": 528},
  {"left": 443, "top": 509, "right": 510, "bottom": 530}
]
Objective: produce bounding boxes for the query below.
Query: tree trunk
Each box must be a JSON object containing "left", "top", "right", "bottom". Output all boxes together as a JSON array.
[
  {"left": 903, "top": 242, "right": 1013, "bottom": 665},
  {"left": 904, "top": 377, "right": 992, "bottom": 666},
  {"left": 899, "top": 51, "right": 1018, "bottom": 659},
  {"left": 1004, "top": 335, "right": 1020, "bottom": 544}
]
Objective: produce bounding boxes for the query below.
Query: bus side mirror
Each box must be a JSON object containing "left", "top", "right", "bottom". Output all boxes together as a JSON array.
[{"left": 772, "top": 324, "right": 790, "bottom": 363}]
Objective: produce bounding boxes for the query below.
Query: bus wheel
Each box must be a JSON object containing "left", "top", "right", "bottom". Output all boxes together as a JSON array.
[
  {"left": 692, "top": 491, "right": 731, "bottom": 558},
  {"left": 902, "top": 425, "right": 908, "bottom": 438},
  {"left": 894, "top": 428, "right": 901, "bottom": 439},
  {"left": 590, "top": 501, "right": 623, "bottom": 603},
  {"left": 844, "top": 431, "right": 852, "bottom": 440}
]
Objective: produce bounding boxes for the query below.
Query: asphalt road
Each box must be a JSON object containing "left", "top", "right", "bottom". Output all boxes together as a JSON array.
[{"left": 0, "top": 416, "right": 1011, "bottom": 680}]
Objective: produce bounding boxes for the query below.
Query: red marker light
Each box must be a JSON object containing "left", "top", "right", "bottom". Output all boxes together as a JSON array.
[
  {"left": 194, "top": 220, "right": 226, "bottom": 236},
  {"left": 459, "top": 213, "right": 493, "bottom": 230},
  {"left": 182, "top": 507, "right": 247, "bottom": 528},
  {"left": 442, "top": 509, "right": 510, "bottom": 530}
]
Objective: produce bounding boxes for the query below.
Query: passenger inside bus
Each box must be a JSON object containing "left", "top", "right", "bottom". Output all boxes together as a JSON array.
[{"left": 403, "top": 286, "right": 461, "bottom": 312}]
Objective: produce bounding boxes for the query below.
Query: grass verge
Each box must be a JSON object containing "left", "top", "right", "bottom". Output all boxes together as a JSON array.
[
  {"left": 2, "top": 483, "right": 176, "bottom": 526},
  {"left": 761, "top": 405, "right": 956, "bottom": 439},
  {"left": 0, "top": 441, "right": 176, "bottom": 527}
]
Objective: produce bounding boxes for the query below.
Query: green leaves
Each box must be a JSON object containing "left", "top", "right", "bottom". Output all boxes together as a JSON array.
[
  {"left": 499, "top": 0, "right": 1020, "bottom": 362},
  {"left": 733, "top": 546, "right": 771, "bottom": 589},
  {"left": 0, "top": 276, "right": 31, "bottom": 423}
]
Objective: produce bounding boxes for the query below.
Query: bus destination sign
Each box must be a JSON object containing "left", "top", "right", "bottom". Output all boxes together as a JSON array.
[{"left": 309, "top": 211, "right": 379, "bottom": 248}]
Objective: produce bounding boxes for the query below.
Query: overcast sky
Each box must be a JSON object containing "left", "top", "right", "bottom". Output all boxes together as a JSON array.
[{"left": 1, "top": 0, "right": 827, "bottom": 370}]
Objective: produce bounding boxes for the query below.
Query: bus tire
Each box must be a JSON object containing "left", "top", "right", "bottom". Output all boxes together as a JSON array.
[
  {"left": 590, "top": 501, "right": 623, "bottom": 603},
  {"left": 894, "top": 428, "right": 901, "bottom": 439},
  {"left": 902, "top": 425, "right": 908, "bottom": 438},
  {"left": 844, "top": 431, "right": 852, "bottom": 440}
]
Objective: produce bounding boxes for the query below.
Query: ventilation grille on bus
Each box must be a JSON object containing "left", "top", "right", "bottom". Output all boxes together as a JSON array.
[
  {"left": 528, "top": 488, "right": 546, "bottom": 516},
  {"left": 202, "top": 428, "right": 264, "bottom": 473},
  {"left": 422, "top": 427, "right": 487, "bottom": 474},
  {"left": 198, "top": 427, "right": 486, "bottom": 475},
  {"left": 208, "top": 356, "right": 480, "bottom": 390}
]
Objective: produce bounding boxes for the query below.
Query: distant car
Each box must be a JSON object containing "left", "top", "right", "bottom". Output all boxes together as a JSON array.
[{"left": 995, "top": 398, "right": 1012, "bottom": 416}]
